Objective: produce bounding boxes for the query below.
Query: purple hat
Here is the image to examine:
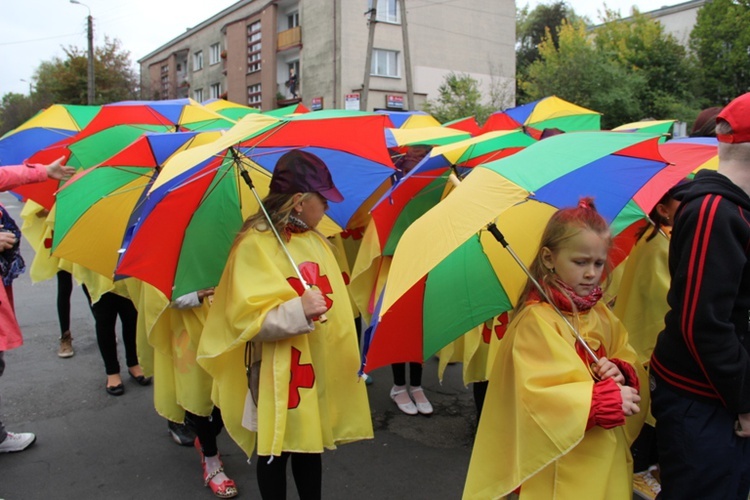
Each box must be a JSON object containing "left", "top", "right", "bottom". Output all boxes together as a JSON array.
[{"left": 269, "top": 149, "right": 344, "bottom": 202}]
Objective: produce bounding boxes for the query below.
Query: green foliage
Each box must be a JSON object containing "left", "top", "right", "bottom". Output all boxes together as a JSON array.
[
  {"left": 0, "top": 93, "right": 36, "bottom": 137},
  {"left": 422, "top": 73, "right": 495, "bottom": 124},
  {"left": 516, "top": 1, "right": 582, "bottom": 103},
  {"left": 523, "top": 21, "right": 646, "bottom": 128},
  {"left": 34, "top": 36, "right": 138, "bottom": 107},
  {"left": 690, "top": 0, "right": 750, "bottom": 103}
]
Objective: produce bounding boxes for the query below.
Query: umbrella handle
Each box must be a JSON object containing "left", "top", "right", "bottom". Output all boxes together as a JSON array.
[{"left": 235, "top": 155, "right": 328, "bottom": 323}]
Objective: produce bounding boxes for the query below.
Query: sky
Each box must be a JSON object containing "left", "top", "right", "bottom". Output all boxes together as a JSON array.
[{"left": 1, "top": 0, "right": 688, "bottom": 98}]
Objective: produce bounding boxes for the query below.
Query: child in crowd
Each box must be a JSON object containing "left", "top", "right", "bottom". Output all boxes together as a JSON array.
[
  {"left": 198, "top": 150, "right": 372, "bottom": 499},
  {"left": 464, "top": 198, "right": 645, "bottom": 499}
]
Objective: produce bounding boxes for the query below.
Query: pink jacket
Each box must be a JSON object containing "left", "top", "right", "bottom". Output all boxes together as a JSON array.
[{"left": 0, "top": 163, "right": 48, "bottom": 351}]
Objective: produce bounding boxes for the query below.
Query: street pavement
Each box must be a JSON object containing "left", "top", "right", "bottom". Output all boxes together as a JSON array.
[{"left": 0, "top": 192, "right": 476, "bottom": 500}]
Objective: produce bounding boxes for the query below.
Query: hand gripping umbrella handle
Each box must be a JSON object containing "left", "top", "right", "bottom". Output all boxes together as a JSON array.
[
  {"left": 235, "top": 155, "right": 328, "bottom": 323},
  {"left": 486, "top": 223, "right": 599, "bottom": 364}
]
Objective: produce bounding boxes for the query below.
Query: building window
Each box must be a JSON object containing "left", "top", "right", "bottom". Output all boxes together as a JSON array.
[
  {"left": 247, "top": 21, "right": 262, "bottom": 73},
  {"left": 369, "top": 0, "right": 399, "bottom": 23},
  {"left": 248, "top": 83, "right": 262, "bottom": 108},
  {"left": 194, "top": 88, "right": 204, "bottom": 102},
  {"left": 209, "top": 43, "right": 221, "bottom": 65},
  {"left": 210, "top": 83, "right": 221, "bottom": 99},
  {"left": 160, "top": 64, "right": 169, "bottom": 98},
  {"left": 287, "top": 11, "right": 299, "bottom": 29},
  {"left": 193, "top": 51, "right": 203, "bottom": 71},
  {"left": 371, "top": 49, "right": 399, "bottom": 77}
]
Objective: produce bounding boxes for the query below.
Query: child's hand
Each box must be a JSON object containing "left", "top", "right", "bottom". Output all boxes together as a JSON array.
[
  {"left": 45, "top": 156, "right": 76, "bottom": 181},
  {"left": 620, "top": 385, "right": 641, "bottom": 416},
  {"left": 736, "top": 413, "right": 750, "bottom": 438},
  {"left": 197, "top": 288, "right": 215, "bottom": 301},
  {"left": 593, "top": 357, "right": 625, "bottom": 384},
  {"left": 0, "top": 229, "right": 17, "bottom": 251},
  {"left": 301, "top": 288, "right": 328, "bottom": 320}
]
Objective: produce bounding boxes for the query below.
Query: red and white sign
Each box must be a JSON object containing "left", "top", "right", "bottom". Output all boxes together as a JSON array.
[{"left": 345, "top": 93, "right": 360, "bottom": 110}]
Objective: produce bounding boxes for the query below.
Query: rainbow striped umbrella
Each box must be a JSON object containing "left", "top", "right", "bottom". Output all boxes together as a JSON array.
[
  {"left": 481, "top": 96, "right": 601, "bottom": 135},
  {"left": 362, "top": 131, "right": 696, "bottom": 372},
  {"left": 203, "top": 98, "right": 260, "bottom": 121},
  {"left": 115, "top": 110, "right": 398, "bottom": 299},
  {"left": 0, "top": 104, "right": 100, "bottom": 165},
  {"left": 51, "top": 131, "right": 221, "bottom": 278}
]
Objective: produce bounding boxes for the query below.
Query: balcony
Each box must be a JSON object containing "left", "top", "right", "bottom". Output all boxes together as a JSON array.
[{"left": 277, "top": 26, "right": 301, "bottom": 51}]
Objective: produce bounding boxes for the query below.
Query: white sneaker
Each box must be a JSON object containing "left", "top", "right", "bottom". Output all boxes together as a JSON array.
[
  {"left": 390, "top": 386, "right": 418, "bottom": 415},
  {"left": 0, "top": 432, "right": 36, "bottom": 453}
]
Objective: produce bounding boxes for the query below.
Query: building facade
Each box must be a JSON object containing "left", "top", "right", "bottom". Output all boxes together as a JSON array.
[{"left": 138, "top": 0, "right": 515, "bottom": 112}]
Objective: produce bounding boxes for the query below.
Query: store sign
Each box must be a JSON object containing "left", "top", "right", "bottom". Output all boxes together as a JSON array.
[
  {"left": 386, "top": 94, "right": 404, "bottom": 109},
  {"left": 345, "top": 93, "right": 360, "bottom": 110},
  {"left": 311, "top": 96, "right": 324, "bottom": 111}
]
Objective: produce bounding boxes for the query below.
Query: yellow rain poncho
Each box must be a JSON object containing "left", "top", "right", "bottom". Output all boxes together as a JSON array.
[
  {"left": 198, "top": 228, "right": 372, "bottom": 457},
  {"left": 464, "top": 301, "right": 647, "bottom": 499}
]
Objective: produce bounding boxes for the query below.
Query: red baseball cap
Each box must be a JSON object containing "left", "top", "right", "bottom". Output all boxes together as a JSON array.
[
  {"left": 716, "top": 93, "right": 750, "bottom": 144},
  {"left": 269, "top": 149, "right": 344, "bottom": 202}
]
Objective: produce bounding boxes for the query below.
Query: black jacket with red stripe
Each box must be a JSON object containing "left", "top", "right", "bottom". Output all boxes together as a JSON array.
[{"left": 651, "top": 169, "right": 750, "bottom": 414}]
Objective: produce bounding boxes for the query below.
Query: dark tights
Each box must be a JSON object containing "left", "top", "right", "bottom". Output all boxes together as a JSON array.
[
  {"left": 472, "top": 380, "right": 488, "bottom": 424},
  {"left": 391, "top": 362, "right": 422, "bottom": 386},
  {"left": 57, "top": 270, "right": 73, "bottom": 336},
  {"left": 82, "top": 287, "right": 138, "bottom": 375},
  {"left": 256, "top": 452, "right": 322, "bottom": 500},
  {"left": 185, "top": 407, "right": 223, "bottom": 458}
]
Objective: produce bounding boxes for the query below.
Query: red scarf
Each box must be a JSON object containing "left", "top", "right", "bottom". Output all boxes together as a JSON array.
[
  {"left": 528, "top": 279, "right": 602, "bottom": 313},
  {"left": 282, "top": 215, "right": 311, "bottom": 241}
]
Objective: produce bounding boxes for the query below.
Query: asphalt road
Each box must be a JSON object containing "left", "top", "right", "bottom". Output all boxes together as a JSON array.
[{"left": 0, "top": 192, "right": 476, "bottom": 500}]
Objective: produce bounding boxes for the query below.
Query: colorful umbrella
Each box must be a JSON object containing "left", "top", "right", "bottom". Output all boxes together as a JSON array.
[
  {"left": 659, "top": 136, "right": 718, "bottom": 175},
  {"left": 0, "top": 104, "right": 100, "bottom": 165},
  {"left": 203, "top": 98, "right": 260, "bottom": 121},
  {"left": 443, "top": 116, "right": 481, "bottom": 136},
  {"left": 372, "top": 130, "right": 537, "bottom": 256},
  {"left": 613, "top": 119, "right": 676, "bottom": 142},
  {"left": 481, "top": 96, "right": 601, "bottom": 135},
  {"left": 362, "top": 131, "right": 699, "bottom": 372},
  {"left": 376, "top": 110, "right": 441, "bottom": 129},
  {"left": 384, "top": 126, "right": 472, "bottom": 149},
  {"left": 51, "top": 130, "right": 222, "bottom": 278},
  {"left": 264, "top": 103, "right": 310, "bottom": 117},
  {"left": 115, "top": 110, "right": 398, "bottom": 299},
  {"left": 15, "top": 99, "right": 233, "bottom": 209}
]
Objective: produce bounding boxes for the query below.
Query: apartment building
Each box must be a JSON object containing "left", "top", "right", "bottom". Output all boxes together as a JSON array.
[{"left": 138, "top": 0, "right": 515, "bottom": 112}]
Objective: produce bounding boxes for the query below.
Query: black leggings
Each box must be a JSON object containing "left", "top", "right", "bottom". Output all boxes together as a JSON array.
[
  {"left": 82, "top": 287, "right": 138, "bottom": 375},
  {"left": 256, "top": 452, "right": 322, "bottom": 500},
  {"left": 57, "top": 270, "right": 73, "bottom": 335},
  {"left": 391, "top": 362, "right": 422, "bottom": 386},
  {"left": 185, "top": 407, "right": 223, "bottom": 458}
]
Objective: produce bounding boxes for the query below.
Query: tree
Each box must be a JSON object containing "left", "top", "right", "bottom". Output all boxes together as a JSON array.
[
  {"left": 690, "top": 0, "right": 750, "bottom": 104},
  {"left": 33, "top": 36, "right": 138, "bottom": 108},
  {"left": 522, "top": 20, "right": 647, "bottom": 128},
  {"left": 593, "top": 9, "right": 699, "bottom": 122},
  {"left": 0, "top": 93, "right": 35, "bottom": 137},
  {"left": 516, "top": 1, "right": 584, "bottom": 102},
  {"left": 422, "top": 73, "right": 496, "bottom": 124}
]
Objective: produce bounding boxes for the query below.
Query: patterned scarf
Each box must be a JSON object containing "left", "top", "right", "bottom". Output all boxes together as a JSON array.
[
  {"left": 0, "top": 207, "right": 25, "bottom": 286},
  {"left": 529, "top": 278, "right": 602, "bottom": 313},
  {"left": 282, "top": 214, "right": 311, "bottom": 241}
]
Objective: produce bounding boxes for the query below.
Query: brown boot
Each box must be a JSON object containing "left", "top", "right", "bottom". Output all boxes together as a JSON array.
[{"left": 58, "top": 331, "right": 74, "bottom": 358}]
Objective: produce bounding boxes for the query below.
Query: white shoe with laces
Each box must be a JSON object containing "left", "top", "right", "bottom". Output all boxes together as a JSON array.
[
  {"left": 390, "top": 385, "right": 418, "bottom": 415},
  {"left": 0, "top": 432, "right": 36, "bottom": 453}
]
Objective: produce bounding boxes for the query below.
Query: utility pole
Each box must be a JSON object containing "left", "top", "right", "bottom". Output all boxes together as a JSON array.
[
  {"left": 70, "top": 0, "right": 95, "bottom": 105},
  {"left": 361, "top": 7, "right": 377, "bottom": 111},
  {"left": 399, "top": 0, "right": 414, "bottom": 110}
]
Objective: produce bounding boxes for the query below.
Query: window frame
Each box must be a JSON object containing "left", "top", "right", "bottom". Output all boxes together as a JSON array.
[
  {"left": 209, "top": 43, "right": 221, "bottom": 65},
  {"left": 193, "top": 50, "right": 204, "bottom": 72},
  {"left": 371, "top": 48, "right": 400, "bottom": 78}
]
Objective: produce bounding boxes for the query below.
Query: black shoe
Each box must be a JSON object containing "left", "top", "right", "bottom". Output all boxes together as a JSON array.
[
  {"left": 167, "top": 421, "right": 196, "bottom": 446},
  {"left": 128, "top": 369, "right": 153, "bottom": 386},
  {"left": 106, "top": 383, "right": 125, "bottom": 396}
]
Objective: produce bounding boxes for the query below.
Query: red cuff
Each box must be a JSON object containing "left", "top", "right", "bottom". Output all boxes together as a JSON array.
[
  {"left": 612, "top": 358, "right": 640, "bottom": 392},
  {"left": 586, "top": 378, "right": 625, "bottom": 430}
]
